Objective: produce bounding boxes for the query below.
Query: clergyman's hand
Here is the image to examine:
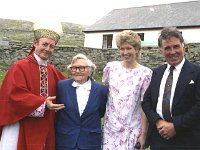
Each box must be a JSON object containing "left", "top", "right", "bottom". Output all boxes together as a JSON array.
[{"left": 46, "top": 96, "right": 65, "bottom": 112}]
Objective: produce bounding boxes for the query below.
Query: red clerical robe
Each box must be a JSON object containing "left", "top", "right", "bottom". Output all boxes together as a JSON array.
[{"left": 0, "top": 54, "right": 66, "bottom": 150}]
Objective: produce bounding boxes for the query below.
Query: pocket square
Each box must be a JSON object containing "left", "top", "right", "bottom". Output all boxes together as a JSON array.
[{"left": 189, "top": 80, "right": 194, "bottom": 84}]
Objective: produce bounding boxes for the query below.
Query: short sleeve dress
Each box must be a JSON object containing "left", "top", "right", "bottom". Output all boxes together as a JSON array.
[{"left": 102, "top": 61, "right": 152, "bottom": 150}]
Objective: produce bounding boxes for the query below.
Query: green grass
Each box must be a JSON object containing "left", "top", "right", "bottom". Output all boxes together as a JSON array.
[
  {"left": 0, "top": 18, "right": 85, "bottom": 47},
  {"left": 93, "top": 73, "right": 103, "bottom": 83},
  {"left": 0, "top": 70, "right": 6, "bottom": 84}
]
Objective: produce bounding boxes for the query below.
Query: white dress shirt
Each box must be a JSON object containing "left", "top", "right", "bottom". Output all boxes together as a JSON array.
[
  {"left": 156, "top": 58, "right": 185, "bottom": 119},
  {"left": 72, "top": 79, "right": 91, "bottom": 116}
]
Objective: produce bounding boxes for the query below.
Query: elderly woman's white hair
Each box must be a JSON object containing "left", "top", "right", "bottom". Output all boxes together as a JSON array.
[{"left": 68, "top": 53, "right": 96, "bottom": 78}]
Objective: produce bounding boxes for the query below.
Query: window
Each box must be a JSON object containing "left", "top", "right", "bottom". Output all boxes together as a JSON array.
[
  {"left": 102, "top": 34, "right": 113, "bottom": 48},
  {"left": 137, "top": 33, "right": 144, "bottom": 41}
]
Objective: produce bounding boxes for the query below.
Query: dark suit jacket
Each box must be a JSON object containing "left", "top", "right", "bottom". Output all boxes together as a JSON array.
[
  {"left": 142, "top": 59, "right": 200, "bottom": 150},
  {"left": 55, "top": 78, "right": 108, "bottom": 150}
]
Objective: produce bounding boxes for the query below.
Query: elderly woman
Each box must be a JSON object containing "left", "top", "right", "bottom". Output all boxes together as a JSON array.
[
  {"left": 102, "top": 30, "right": 152, "bottom": 150},
  {"left": 55, "top": 53, "right": 108, "bottom": 150}
]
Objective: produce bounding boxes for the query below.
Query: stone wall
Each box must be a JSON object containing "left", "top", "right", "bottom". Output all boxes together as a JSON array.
[{"left": 1, "top": 41, "right": 200, "bottom": 74}]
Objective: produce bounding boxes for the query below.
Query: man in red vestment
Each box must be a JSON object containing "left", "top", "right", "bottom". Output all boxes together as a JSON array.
[{"left": 0, "top": 21, "right": 66, "bottom": 150}]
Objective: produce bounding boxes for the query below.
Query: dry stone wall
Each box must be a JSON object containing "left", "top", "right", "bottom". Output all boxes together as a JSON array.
[{"left": 1, "top": 41, "right": 200, "bottom": 74}]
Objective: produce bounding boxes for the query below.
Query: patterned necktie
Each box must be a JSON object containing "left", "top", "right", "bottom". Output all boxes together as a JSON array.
[
  {"left": 29, "top": 65, "right": 48, "bottom": 117},
  {"left": 162, "top": 66, "right": 175, "bottom": 122}
]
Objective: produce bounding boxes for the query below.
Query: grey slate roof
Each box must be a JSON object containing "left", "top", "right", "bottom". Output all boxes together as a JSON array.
[{"left": 84, "top": 1, "right": 200, "bottom": 32}]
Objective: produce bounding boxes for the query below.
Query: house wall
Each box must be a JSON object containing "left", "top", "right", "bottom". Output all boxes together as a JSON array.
[
  {"left": 182, "top": 28, "right": 200, "bottom": 43},
  {"left": 84, "top": 33, "right": 103, "bottom": 48},
  {"left": 84, "top": 28, "right": 200, "bottom": 48},
  {"left": 84, "top": 32, "right": 118, "bottom": 48},
  {"left": 140, "top": 29, "right": 159, "bottom": 47}
]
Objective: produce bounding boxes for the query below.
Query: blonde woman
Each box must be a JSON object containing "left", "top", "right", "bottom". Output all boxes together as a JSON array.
[{"left": 102, "top": 30, "right": 152, "bottom": 150}]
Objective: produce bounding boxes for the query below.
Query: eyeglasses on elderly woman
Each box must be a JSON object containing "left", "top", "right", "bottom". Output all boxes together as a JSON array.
[{"left": 70, "top": 66, "right": 90, "bottom": 72}]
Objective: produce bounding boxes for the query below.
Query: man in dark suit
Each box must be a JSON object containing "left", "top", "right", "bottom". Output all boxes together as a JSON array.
[{"left": 142, "top": 27, "right": 200, "bottom": 150}]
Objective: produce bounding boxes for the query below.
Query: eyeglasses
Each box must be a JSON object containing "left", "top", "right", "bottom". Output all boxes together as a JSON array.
[{"left": 70, "top": 66, "right": 90, "bottom": 72}]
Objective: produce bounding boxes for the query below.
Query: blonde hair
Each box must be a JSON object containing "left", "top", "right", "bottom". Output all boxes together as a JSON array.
[
  {"left": 68, "top": 53, "right": 96, "bottom": 78},
  {"left": 116, "top": 30, "right": 141, "bottom": 51}
]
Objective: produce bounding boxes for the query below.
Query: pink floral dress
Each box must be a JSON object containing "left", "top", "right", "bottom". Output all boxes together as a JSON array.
[{"left": 102, "top": 61, "right": 152, "bottom": 150}]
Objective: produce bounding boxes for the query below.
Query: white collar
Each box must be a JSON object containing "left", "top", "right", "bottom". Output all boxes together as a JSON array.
[
  {"left": 72, "top": 79, "right": 91, "bottom": 90},
  {"left": 166, "top": 58, "right": 185, "bottom": 72},
  {"left": 34, "top": 53, "right": 47, "bottom": 66}
]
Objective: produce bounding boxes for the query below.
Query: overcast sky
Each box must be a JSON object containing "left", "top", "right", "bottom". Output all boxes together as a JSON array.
[{"left": 0, "top": 0, "right": 194, "bottom": 26}]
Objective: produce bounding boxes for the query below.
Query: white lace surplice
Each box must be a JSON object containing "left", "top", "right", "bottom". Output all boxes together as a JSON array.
[{"left": 0, "top": 122, "right": 19, "bottom": 150}]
